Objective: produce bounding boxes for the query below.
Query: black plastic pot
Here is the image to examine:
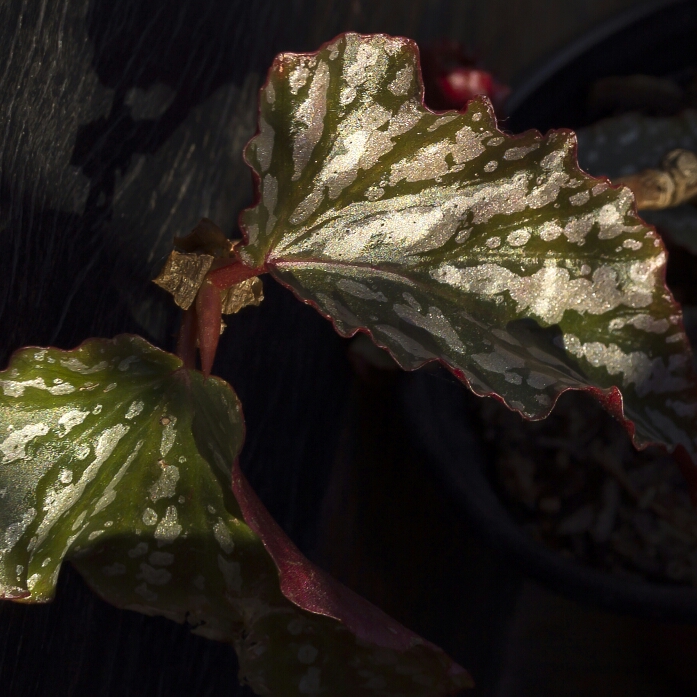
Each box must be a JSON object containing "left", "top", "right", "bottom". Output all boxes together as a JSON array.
[{"left": 402, "top": 370, "right": 697, "bottom": 623}]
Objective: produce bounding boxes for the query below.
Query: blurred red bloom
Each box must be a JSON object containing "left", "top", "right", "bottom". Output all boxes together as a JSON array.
[{"left": 421, "top": 39, "right": 510, "bottom": 116}]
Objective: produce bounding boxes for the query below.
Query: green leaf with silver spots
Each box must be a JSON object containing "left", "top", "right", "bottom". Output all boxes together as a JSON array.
[
  {"left": 0, "top": 335, "right": 471, "bottom": 696},
  {"left": 241, "top": 32, "right": 697, "bottom": 461}
]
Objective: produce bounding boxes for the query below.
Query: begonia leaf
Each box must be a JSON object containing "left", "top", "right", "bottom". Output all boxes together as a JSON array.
[
  {"left": 240, "top": 32, "right": 697, "bottom": 462},
  {"left": 0, "top": 335, "right": 471, "bottom": 696}
]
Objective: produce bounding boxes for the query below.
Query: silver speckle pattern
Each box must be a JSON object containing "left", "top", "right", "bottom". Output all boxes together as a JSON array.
[{"left": 153, "top": 505, "right": 182, "bottom": 545}]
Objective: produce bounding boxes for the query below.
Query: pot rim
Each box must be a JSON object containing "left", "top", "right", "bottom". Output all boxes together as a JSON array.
[{"left": 506, "top": 0, "right": 689, "bottom": 127}]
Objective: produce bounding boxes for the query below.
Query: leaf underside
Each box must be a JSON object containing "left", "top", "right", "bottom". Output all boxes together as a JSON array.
[
  {"left": 240, "top": 32, "right": 697, "bottom": 461},
  {"left": 0, "top": 336, "right": 471, "bottom": 696}
]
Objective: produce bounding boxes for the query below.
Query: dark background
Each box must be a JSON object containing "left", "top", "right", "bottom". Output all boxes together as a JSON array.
[{"left": 2, "top": 0, "right": 696, "bottom": 695}]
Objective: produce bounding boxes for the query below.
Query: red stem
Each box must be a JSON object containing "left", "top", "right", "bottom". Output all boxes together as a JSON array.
[
  {"left": 177, "top": 307, "right": 198, "bottom": 370},
  {"left": 177, "top": 256, "right": 266, "bottom": 377},
  {"left": 196, "top": 278, "right": 223, "bottom": 378},
  {"left": 207, "top": 257, "right": 265, "bottom": 290}
]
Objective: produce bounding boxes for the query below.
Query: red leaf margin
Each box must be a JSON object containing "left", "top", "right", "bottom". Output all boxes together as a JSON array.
[{"left": 231, "top": 459, "right": 461, "bottom": 672}]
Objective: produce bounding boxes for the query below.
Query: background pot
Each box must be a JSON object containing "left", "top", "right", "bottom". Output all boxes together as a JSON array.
[{"left": 401, "top": 370, "right": 697, "bottom": 623}]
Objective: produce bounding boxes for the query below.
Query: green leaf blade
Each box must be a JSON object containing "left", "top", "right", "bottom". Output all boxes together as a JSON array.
[
  {"left": 241, "top": 32, "right": 697, "bottom": 461},
  {"left": 0, "top": 335, "right": 471, "bottom": 695},
  {"left": 0, "top": 336, "right": 252, "bottom": 640}
]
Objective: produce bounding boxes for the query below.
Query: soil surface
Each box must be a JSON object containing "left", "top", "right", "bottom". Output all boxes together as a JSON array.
[{"left": 483, "top": 389, "right": 697, "bottom": 586}]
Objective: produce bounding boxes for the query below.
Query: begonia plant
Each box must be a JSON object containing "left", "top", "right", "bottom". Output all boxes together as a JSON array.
[{"left": 2, "top": 33, "right": 697, "bottom": 696}]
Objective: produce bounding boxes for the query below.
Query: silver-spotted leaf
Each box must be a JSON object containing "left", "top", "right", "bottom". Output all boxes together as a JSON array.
[
  {"left": 240, "top": 32, "right": 697, "bottom": 461},
  {"left": 0, "top": 335, "right": 471, "bottom": 696}
]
